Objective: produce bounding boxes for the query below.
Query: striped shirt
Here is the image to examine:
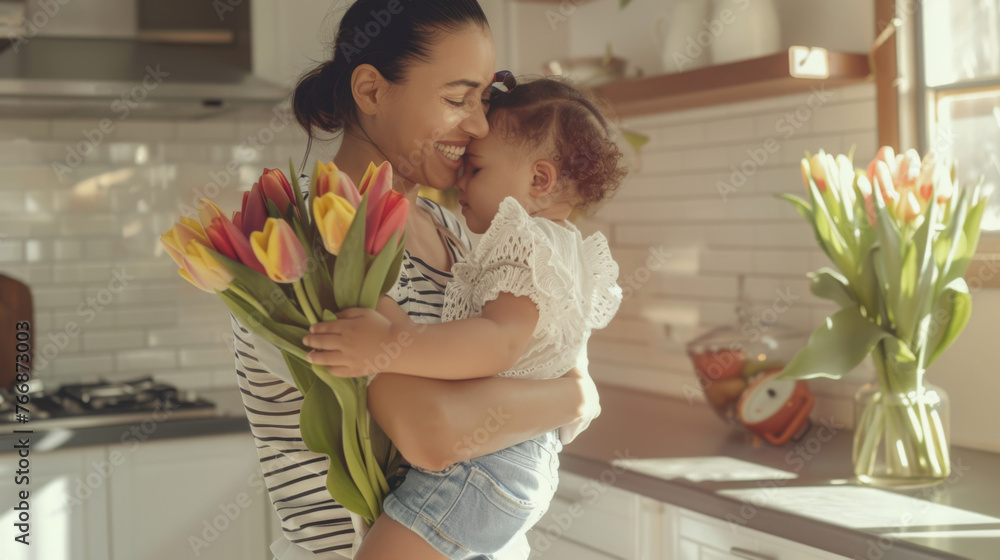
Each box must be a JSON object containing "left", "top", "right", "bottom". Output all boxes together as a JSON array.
[{"left": 230, "top": 189, "right": 471, "bottom": 558}]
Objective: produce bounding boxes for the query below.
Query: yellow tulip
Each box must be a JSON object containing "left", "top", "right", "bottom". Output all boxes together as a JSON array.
[
  {"left": 181, "top": 241, "right": 235, "bottom": 293},
  {"left": 249, "top": 218, "right": 309, "bottom": 283},
  {"left": 160, "top": 219, "right": 233, "bottom": 293},
  {"left": 160, "top": 217, "right": 211, "bottom": 268},
  {"left": 313, "top": 192, "right": 357, "bottom": 256}
]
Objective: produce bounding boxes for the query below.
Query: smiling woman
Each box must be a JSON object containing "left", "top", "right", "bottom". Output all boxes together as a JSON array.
[{"left": 230, "top": 1, "right": 601, "bottom": 559}]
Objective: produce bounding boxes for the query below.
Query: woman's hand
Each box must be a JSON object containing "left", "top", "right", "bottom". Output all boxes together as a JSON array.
[
  {"left": 558, "top": 366, "right": 601, "bottom": 446},
  {"left": 302, "top": 307, "right": 401, "bottom": 378}
]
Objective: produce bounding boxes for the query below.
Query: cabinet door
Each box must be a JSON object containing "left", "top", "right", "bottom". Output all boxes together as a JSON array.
[
  {"left": 0, "top": 447, "right": 110, "bottom": 560},
  {"left": 662, "top": 503, "right": 851, "bottom": 560},
  {"left": 107, "top": 433, "right": 269, "bottom": 560},
  {"left": 525, "top": 469, "right": 665, "bottom": 560}
]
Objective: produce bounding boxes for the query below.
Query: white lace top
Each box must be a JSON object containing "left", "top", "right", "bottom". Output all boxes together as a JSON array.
[{"left": 441, "top": 196, "right": 623, "bottom": 380}]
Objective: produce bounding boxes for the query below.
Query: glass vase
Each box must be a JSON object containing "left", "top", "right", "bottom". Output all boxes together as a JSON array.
[{"left": 853, "top": 378, "right": 951, "bottom": 488}]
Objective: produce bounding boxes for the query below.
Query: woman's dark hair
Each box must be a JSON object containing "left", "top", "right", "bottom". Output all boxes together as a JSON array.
[
  {"left": 293, "top": 0, "right": 489, "bottom": 140},
  {"left": 488, "top": 77, "right": 628, "bottom": 210}
]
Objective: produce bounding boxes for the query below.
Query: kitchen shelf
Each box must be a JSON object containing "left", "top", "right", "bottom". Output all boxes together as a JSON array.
[{"left": 593, "top": 48, "right": 871, "bottom": 118}]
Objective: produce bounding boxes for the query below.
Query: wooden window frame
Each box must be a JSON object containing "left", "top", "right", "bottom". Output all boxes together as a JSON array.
[{"left": 875, "top": 0, "right": 1000, "bottom": 288}]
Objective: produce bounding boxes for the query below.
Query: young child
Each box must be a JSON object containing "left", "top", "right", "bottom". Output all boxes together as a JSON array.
[{"left": 304, "top": 78, "right": 627, "bottom": 559}]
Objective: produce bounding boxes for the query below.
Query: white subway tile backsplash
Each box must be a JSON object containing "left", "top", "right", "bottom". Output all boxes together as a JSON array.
[
  {"left": 0, "top": 240, "right": 23, "bottom": 262},
  {"left": 0, "top": 120, "right": 51, "bottom": 141},
  {"left": 655, "top": 274, "right": 739, "bottom": 299},
  {"left": 113, "top": 121, "right": 176, "bottom": 143},
  {"left": 2, "top": 85, "right": 879, "bottom": 399},
  {"left": 31, "top": 286, "right": 83, "bottom": 309},
  {"left": 179, "top": 347, "right": 234, "bottom": 369},
  {"left": 588, "top": 84, "right": 878, "bottom": 399},
  {"left": 176, "top": 120, "right": 240, "bottom": 142},
  {"left": 84, "top": 329, "right": 147, "bottom": 352},
  {"left": 810, "top": 100, "right": 878, "bottom": 134},
  {"left": 650, "top": 122, "right": 705, "bottom": 149},
  {"left": 117, "top": 348, "right": 177, "bottom": 373},
  {"left": 115, "top": 306, "right": 178, "bottom": 327},
  {"left": 49, "top": 353, "right": 114, "bottom": 377},
  {"left": 703, "top": 116, "right": 758, "bottom": 143}
]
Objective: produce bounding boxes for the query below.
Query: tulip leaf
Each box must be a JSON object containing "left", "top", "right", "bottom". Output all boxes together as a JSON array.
[
  {"left": 322, "top": 308, "right": 338, "bottom": 322},
  {"left": 289, "top": 158, "right": 311, "bottom": 228},
  {"left": 936, "top": 187, "right": 971, "bottom": 289},
  {"left": 776, "top": 306, "right": 896, "bottom": 381},
  {"left": 360, "top": 232, "right": 400, "bottom": 309},
  {"left": 895, "top": 242, "right": 918, "bottom": 340},
  {"left": 809, "top": 268, "right": 856, "bottom": 309},
  {"left": 287, "top": 353, "right": 375, "bottom": 523},
  {"left": 925, "top": 277, "right": 972, "bottom": 367},
  {"left": 808, "top": 177, "right": 855, "bottom": 275},
  {"left": 265, "top": 198, "right": 284, "bottom": 220},
  {"left": 778, "top": 194, "right": 813, "bottom": 222},
  {"left": 381, "top": 233, "right": 407, "bottom": 296},
  {"left": 870, "top": 175, "right": 903, "bottom": 325},
  {"left": 310, "top": 363, "right": 382, "bottom": 521},
  {"left": 334, "top": 196, "right": 369, "bottom": 310},
  {"left": 208, "top": 248, "right": 308, "bottom": 325},
  {"left": 218, "top": 290, "right": 309, "bottom": 360},
  {"left": 313, "top": 244, "right": 338, "bottom": 313}
]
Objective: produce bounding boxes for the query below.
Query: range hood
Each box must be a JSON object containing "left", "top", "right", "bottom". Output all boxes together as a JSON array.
[{"left": 0, "top": 0, "right": 291, "bottom": 119}]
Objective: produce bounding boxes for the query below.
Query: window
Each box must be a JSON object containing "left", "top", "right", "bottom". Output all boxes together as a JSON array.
[{"left": 917, "top": 0, "right": 1000, "bottom": 233}]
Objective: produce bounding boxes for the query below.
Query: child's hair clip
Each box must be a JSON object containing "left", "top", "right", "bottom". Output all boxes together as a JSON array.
[{"left": 491, "top": 70, "right": 517, "bottom": 94}]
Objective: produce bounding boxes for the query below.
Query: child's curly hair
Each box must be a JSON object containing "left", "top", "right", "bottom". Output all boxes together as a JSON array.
[{"left": 487, "top": 77, "right": 627, "bottom": 210}]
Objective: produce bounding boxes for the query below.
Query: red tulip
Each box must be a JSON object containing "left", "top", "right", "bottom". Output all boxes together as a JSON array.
[
  {"left": 199, "top": 199, "right": 266, "bottom": 274},
  {"left": 235, "top": 169, "right": 300, "bottom": 237},
  {"left": 366, "top": 189, "right": 409, "bottom": 255},
  {"left": 260, "top": 168, "right": 296, "bottom": 215},
  {"left": 358, "top": 162, "right": 393, "bottom": 228}
]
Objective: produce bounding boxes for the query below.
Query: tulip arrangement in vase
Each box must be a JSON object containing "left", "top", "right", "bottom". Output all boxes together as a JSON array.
[
  {"left": 160, "top": 160, "right": 408, "bottom": 531},
  {"left": 776, "top": 146, "right": 988, "bottom": 487}
]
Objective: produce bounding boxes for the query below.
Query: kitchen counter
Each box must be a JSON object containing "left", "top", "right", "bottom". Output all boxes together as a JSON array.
[
  {"left": 0, "top": 387, "right": 251, "bottom": 452},
  {"left": 561, "top": 384, "right": 1000, "bottom": 560},
  {"left": 3, "top": 384, "right": 997, "bottom": 559}
]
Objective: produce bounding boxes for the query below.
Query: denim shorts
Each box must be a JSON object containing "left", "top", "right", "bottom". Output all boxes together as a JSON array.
[{"left": 383, "top": 429, "right": 562, "bottom": 559}]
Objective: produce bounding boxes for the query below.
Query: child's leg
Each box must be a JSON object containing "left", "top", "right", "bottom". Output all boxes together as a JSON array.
[{"left": 354, "top": 514, "right": 450, "bottom": 560}]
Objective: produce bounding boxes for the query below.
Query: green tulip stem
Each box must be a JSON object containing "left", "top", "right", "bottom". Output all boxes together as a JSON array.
[
  {"left": 227, "top": 284, "right": 269, "bottom": 318},
  {"left": 293, "top": 280, "right": 319, "bottom": 324}
]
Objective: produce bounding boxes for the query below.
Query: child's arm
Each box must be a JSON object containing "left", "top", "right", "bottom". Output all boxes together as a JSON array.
[{"left": 303, "top": 293, "right": 539, "bottom": 380}]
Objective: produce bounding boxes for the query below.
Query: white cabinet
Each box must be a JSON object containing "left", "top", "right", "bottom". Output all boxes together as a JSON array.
[
  {"left": 0, "top": 447, "right": 110, "bottom": 560},
  {"left": 662, "top": 503, "right": 849, "bottom": 560},
  {"left": 0, "top": 433, "right": 270, "bottom": 560},
  {"left": 528, "top": 468, "right": 850, "bottom": 560},
  {"left": 107, "top": 433, "right": 269, "bottom": 560},
  {"left": 526, "top": 470, "right": 663, "bottom": 559}
]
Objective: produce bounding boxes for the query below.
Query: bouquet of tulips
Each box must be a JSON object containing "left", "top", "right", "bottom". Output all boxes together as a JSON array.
[
  {"left": 160, "top": 160, "right": 408, "bottom": 525},
  {"left": 777, "top": 146, "right": 988, "bottom": 482}
]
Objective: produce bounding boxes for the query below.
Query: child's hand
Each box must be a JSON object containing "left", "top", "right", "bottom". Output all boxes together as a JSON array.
[{"left": 302, "top": 307, "right": 399, "bottom": 378}]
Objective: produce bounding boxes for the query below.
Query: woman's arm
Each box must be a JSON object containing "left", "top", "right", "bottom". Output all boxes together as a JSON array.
[{"left": 367, "top": 368, "right": 590, "bottom": 471}]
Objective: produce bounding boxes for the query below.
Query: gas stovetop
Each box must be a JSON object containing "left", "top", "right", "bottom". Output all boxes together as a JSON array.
[{"left": 0, "top": 376, "right": 218, "bottom": 434}]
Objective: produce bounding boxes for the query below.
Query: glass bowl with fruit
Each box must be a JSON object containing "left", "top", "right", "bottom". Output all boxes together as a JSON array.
[{"left": 686, "top": 302, "right": 810, "bottom": 430}]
